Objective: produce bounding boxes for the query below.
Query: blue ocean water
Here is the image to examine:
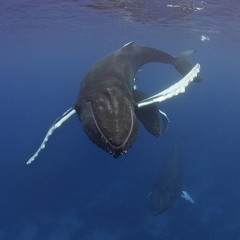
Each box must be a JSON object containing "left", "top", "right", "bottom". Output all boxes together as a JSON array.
[{"left": 0, "top": 0, "right": 240, "bottom": 239}]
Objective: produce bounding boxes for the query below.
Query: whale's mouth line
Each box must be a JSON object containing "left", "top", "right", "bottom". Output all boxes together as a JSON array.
[{"left": 90, "top": 98, "right": 134, "bottom": 154}]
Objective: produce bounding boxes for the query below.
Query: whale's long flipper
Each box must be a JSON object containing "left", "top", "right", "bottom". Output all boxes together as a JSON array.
[
  {"left": 181, "top": 190, "right": 195, "bottom": 204},
  {"left": 159, "top": 110, "right": 169, "bottom": 134},
  {"left": 137, "top": 63, "right": 200, "bottom": 108},
  {"left": 174, "top": 51, "right": 202, "bottom": 82},
  {"left": 26, "top": 107, "right": 76, "bottom": 165}
]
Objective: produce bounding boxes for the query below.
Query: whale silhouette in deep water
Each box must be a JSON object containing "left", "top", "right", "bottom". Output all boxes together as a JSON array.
[
  {"left": 148, "top": 136, "right": 195, "bottom": 216},
  {"left": 148, "top": 145, "right": 183, "bottom": 216},
  {"left": 27, "top": 42, "right": 201, "bottom": 164},
  {"left": 148, "top": 147, "right": 195, "bottom": 216}
]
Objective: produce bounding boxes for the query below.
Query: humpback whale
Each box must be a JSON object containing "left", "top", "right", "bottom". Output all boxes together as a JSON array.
[
  {"left": 27, "top": 42, "right": 201, "bottom": 164},
  {"left": 148, "top": 145, "right": 195, "bottom": 216},
  {"left": 148, "top": 146, "right": 183, "bottom": 215}
]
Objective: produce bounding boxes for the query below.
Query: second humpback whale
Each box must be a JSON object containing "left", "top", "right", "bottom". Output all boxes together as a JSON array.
[
  {"left": 27, "top": 42, "right": 201, "bottom": 164},
  {"left": 148, "top": 145, "right": 183, "bottom": 215},
  {"left": 148, "top": 145, "right": 195, "bottom": 216}
]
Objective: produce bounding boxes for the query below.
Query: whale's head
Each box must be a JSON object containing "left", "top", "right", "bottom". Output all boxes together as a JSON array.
[{"left": 75, "top": 87, "right": 138, "bottom": 158}]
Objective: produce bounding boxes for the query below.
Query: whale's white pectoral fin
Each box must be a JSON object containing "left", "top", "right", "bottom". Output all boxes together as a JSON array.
[
  {"left": 181, "top": 190, "right": 195, "bottom": 204},
  {"left": 26, "top": 107, "right": 76, "bottom": 165},
  {"left": 159, "top": 110, "right": 170, "bottom": 134},
  {"left": 138, "top": 63, "right": 200, "bottom": 108}
]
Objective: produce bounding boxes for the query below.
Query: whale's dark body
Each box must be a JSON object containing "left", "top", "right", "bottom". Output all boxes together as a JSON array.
[
  {"left": 74, "top": 42, "right": 200, "bottom": 157},
  {"left": 26, "top": 42, "right": 201, "bottom": 165}
]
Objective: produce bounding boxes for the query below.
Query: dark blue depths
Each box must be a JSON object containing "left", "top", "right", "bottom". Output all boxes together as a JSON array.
[{"left": 0, "top": 1, "right": 240, "bottom": 239}]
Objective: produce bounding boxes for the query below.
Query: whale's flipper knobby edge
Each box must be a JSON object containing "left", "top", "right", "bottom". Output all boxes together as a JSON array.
[
  {"left": 26, "top": 107, "right": 76, "bottom": 165},
  {"left": 137, "top": 63, "right": 200, "bottom": 108}
]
